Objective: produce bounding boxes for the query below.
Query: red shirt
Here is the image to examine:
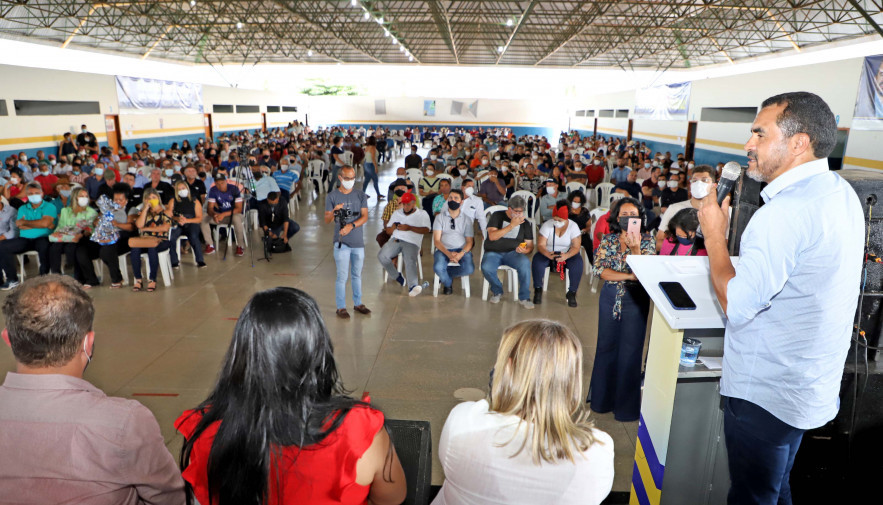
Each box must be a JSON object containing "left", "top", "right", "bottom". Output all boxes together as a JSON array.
[
  {"left": 175, "top": 403, "right": 384, "bottom": 505},
  {"left": 594, "top": 212, "right": 610, "bottom": 251},
  {"left": 34, "top": 173, "right": 58, "bottom": 196},
  {"left": 586, "top": 165, "right": 605, "bottom": 186}
]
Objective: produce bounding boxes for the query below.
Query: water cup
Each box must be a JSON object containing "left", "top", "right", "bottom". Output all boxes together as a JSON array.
[{"left": 680, "top": 338, "right": 702, "bottom": 367}]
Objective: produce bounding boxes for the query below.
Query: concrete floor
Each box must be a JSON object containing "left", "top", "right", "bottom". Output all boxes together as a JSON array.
[{"left": 0, "top": 148, "right": 640, "bottom": 493}]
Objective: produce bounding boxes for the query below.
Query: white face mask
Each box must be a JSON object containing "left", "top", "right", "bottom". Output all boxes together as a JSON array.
[
  {"left": 178, "top": 189, "right": 189, "bottom": 198},
  {"left": 430, "top": 155, "right": 437, "bottom": 160},
  {"left": 481, "top": 159, "right": 488, "bottom": 165},
  {"left": 77, "top": 196, "right": 89, "bottom": 207},
  {"left": 464, "top": 186, "right": 475, "bottom": 197},
  {"left": 501, "top": 167, "right": 508, "bottom": 173},
  {"left": 688, "top": 163, "right": 695, "bottom": 169},
  {"left": 571, "top": 201, "right": 581, "bottom": 209},
  {"left": 593, "top": 160, "right": 601, "bottom": 165},
  {"left": 280, "top": 164, "right": 288, "bottom": 172},
  {"left": 667, "top": 180, "right": 679, "bottom": 188},
  {"left": 50, "top": 160, "right": 56, "bottom": 166},
  {"left": 494, "top": 156, "right": 500, "bottom": 161},
  {"left": 546, "top": 186, "right": 556, "bottom": 195},
  {"left": 691, "top": 181, "right": 710, "bottom": 199},
  {"left": 127, "top": 167, "right": 137, "bottom": 174},
  {"left": 554, "top": 220, "right": 567, "bottom": 228},
  {"left": 574, "top": 165, "right": 582, "bottom": 172},
  {"left": 657, "top": 179, "right": 666, "bottom": 188},
  {"left": 426, "top": 169, "right": 434, "bottom": 177},
  {"left": 644, "top": 163, "right": 651, "bottom": 169},
  {"left": 341, "top": 179, "right": 355, "bottom": 190}
]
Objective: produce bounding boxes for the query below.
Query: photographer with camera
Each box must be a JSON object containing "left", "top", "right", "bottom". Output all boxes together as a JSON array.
[
  {"left": 324, "top": 165, "right": 370, "bottom": 319},
  {"left": 259, "top": 192, "right": 299, "bottom": 254}
]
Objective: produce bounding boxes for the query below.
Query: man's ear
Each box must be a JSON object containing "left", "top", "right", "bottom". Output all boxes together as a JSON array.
[{"left": 1, "top": 328, "right": 10, "bottom": 348}]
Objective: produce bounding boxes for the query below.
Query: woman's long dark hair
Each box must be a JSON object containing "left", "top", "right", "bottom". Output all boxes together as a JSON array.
[
  {"left": 607, "top": 196, "right": 647, "bottom": 234},
  {"left": 180, "top": 287, "right": 367, "bottom": 505}
]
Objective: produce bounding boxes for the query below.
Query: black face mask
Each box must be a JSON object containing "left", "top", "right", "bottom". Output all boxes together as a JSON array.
[
  {"left": 394, "top": 189, "right": 405, "bottom": 198},
  {"left": 448, "top": 200, "right": 461, "bottom": 211},
  {"left": 404, "top": 207, "right": 416, "bottom": 215},
  {"left": 619, "top": 216, "right": 638, "bottom": 231},
  {"left": 248, "top": 159, "right": 256, "bottom": 166}
]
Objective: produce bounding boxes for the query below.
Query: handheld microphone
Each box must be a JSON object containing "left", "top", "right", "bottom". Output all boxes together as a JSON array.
[{"left": 717, "top": 161, "right": 742, "bottom": 206}]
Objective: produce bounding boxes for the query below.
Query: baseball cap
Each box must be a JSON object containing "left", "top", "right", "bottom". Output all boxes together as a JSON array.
[{"left": 400, "top": 192, "right": 416, "bottom": 204}]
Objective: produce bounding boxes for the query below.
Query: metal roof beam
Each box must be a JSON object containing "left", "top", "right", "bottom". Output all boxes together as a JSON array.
[
  {"left": 495, "top": 0, "right": 536, "bottom": 64},
  {"left": 428, "top": 0, "right": 458, "bottom": 64}
]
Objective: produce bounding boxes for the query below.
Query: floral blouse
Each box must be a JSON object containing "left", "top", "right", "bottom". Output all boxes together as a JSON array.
[{"left": 592, "top": 232, "right": 655, "bottom": 319}]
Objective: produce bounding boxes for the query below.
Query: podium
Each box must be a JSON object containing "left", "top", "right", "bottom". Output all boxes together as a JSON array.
[{"left": 625, "top": 255, "right": 737, "bottom": 505}]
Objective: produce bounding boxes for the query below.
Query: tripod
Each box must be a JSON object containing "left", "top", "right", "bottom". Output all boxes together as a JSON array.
[{"left": 220, "top": 146, "right": 257, "bottom": 267}]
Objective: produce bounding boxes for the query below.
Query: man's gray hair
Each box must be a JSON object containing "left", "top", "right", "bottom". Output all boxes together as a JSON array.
[
  {"left": 25, "top": 181, "right": 42, "bottom": 192},
  {"left": 508, "top": 196, "right": 526, "bottom": 210}
]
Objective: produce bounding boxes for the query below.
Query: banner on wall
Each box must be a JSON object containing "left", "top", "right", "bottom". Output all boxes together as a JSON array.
[
  {"left": 466, "top": 100, "right": 478, "bottom": 118},
  {"left": 853, "top": 55, "right": 883, "bottom": 130},
  {"left": 116, "top": 76, "right": 203, "bottom": 114},
  {"left": 451, "top": 100, "right": 463, "bottom": 116},
  {"left": 423, "top": 100, "right": 436, "bottom": 117},
  {"left": 633, "top": 82, "right": 691, "bottom": 121}
]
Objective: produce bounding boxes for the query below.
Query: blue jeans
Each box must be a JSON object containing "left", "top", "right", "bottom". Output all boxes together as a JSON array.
[
  {"left": 480, "top": 250, "right": 530, "bottom": 301},
  {"left": 362, "top": 162, "right": 381, "bottom": 198},
  {"left": 724, "top": 397, "right": 805, "bottom": 505},
  {"left": 531, "top": 253, "right": 584, "bottom": 292},
  {"left": 270, "top": 220, "right": 300, "bottom": 239},
  {"left": 170, "top": 223, "right": 204, "bottom": 265},
  {"left": 332, "top": 243, "right": 364, "bottom": 309},
  {"left": 433, "top": 248, "right": 474, "bottom": 288},
  {"left": 130, "top": 241, "right": 171, "bottom": 281},
  {"left": 589, "top": 282, "right": 650, "bottom": 421}
]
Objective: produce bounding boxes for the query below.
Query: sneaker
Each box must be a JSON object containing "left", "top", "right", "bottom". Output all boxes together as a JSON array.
[
  {"left": 409, "top": 285, "right": 422, "bottom": 297},
  {"left": 0, "top": 279, "right": 20, "bottom": 291},
  {"left": 519, "top": 299, "right": 535, "bottom": 309},
  {"left": 171, "top": 263, "right": 180, "bottom": 269},
  {"left": 197, "top": 261, "right": 207, "bottom": 268},
  {"left": 566, "top": 291, "right": 578, "bottom": 307},
  {"left": 489, "top": 293, "right": 502, "bottom": 304},
  {"left": 443, "top": 286, "right": 453, "bottom": 295},
  {"left": 204, "top": 244, "right": 216, "bottom": 255},
  {"left": 395, "top": 273, "right": 406, "bottom": 286},
  {"left": 533, "top": 289, "right": 542, "bottom": 305},
  {"left": 235, "top": 246, "right": 244, "bottom": 257}
]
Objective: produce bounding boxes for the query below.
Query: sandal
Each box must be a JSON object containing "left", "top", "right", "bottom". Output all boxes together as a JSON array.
[
  {"left": 110, "top": 282, "right": 122, "bottom": 289},
  {"left": 132, "top": 280, "right": 142, "bottom": 292},
  {"left": 147, "top": 281, "right": 157, "bottom": 292}
]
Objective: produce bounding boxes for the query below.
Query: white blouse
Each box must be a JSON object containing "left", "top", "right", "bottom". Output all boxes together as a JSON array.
[
  {"left": 538, "top": 219, "right": 582, "bottom": 253},
  {"left": 432, "top": 400, "right": 615, "bottom": 505}
]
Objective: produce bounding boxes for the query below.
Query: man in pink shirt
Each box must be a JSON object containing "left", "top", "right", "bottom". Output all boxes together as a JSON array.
[{"left": 0, "top": 275, "right": 184, "bottom": 504}]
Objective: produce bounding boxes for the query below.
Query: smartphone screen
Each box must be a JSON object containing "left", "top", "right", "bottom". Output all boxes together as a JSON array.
[
  {"left": 628, "top": 217, "right": 641, "bottom": 236},
  {"left": 659, "top": 281, "right": 697, "bottom": 310}
]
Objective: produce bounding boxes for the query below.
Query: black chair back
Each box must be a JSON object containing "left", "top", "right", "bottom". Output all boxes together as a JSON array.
[{"left": 386, "top": 419, "right": 432, "bottom": 505}]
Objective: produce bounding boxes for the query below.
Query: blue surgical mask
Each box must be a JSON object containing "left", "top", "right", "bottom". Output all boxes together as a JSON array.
[
  {"left": 27, "top": 194, "right": 42, "bottom": 205},
  {"left": 676, "top": 236, "right": 694, "bottom": 246},
  {"left": 164, "top": 169, "right": 174, "bottom": 177},
  {"left": 59, "top": 189, "right": 72, "bottom": 198},
  {"left": 94, "top": 168, "right": 104, "bottom": 177}
]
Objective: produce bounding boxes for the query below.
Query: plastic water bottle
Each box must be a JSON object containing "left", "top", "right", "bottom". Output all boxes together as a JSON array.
[{"left": 421, "top": 281, "right": 430, "bottom": 290}]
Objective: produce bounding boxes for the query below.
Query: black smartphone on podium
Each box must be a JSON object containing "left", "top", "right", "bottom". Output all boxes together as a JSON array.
[{"left": 659, "top": 281, "right": 697, "bottom": 310}]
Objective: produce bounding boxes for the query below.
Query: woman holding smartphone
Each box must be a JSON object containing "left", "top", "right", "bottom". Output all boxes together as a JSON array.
[{"left": 589, "top": 197, "right": 655, "bottom": 422}]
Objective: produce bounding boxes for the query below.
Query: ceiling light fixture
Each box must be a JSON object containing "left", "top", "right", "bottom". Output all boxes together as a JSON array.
[
  {"left": 351, "top": 0, "right": 357, "bottom": 6},
  {"left": 190, "top": 0, "right": 196, "bottom": 6},
  {"left": 378, "top": 17, "right": 384, "bottom": 24},
  {"left": 399, "top": 46, "right": 405, "bottom": 52},
  {"left": 307, "top": 49, "right": 313, "bottom": 56},
  {"left": 236, "top": 21, "right": 243, "bottom": 29},
  {"left": 497, "top": 45, "right": 504, "bottom": 52},
  {"left": 364, "top": 11, "right": 370, "bottom": 20},
  {"left": 384, "top": 29, "right": 390, "bottom": 36},
  {"left": 506, "top": 19, "right": 513, "bottom": 27},
  {"left": 408, "top": 55, "right": 413, "bottom": 61}
]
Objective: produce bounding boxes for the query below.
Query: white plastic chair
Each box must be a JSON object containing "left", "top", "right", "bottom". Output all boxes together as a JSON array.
[
  {"left": 382, "top": 251, "right": 424, "bottom": 284},
  {"left": 609, "top": 192, "right": 625, "bottom": 204},
  {"left": 120, "top": 241, "right": 175, "bottom": 288},
  {"left": 91, "top": 254, "right": 130, "bottom": 286},
  {"left": 542, "top": 262, "right": 572, "bottom": 292},
  {"left": 565, "top": 182, "right": 587, "bottom": 198},
  {"left": 16, "top": 251, "right": 40, "bottom": 281},
  {"left": 307, "top": 160, "right": 325, "bottom": 193},
  {"left": 594, "top": 182, "right": 616, "bottom": 209},
  {"left": 405, "top": 168, "right": 423, "bottom": 188},
  {"left": 480, "top": 205, "right": 519, "bottom": 302},
  {"left": 433, "top": 273, "right": 471, "bottom": 297}
]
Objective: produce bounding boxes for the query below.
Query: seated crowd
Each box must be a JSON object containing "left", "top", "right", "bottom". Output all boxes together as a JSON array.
[{"left": 0, "top": 122, "right": 726, "bottom": 504}]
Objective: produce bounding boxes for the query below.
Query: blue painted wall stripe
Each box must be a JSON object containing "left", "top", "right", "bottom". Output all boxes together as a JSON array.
[
  {"left": 637, "top": 414, "right": 666, "bottom": 488},
  {"left": 632, "top": 466, "right": 652, "bottom": 505}
]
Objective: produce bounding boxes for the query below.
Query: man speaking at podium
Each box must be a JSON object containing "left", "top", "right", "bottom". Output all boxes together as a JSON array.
[{"left": 698, "top": 92, "right": 863, "bottom": 505}]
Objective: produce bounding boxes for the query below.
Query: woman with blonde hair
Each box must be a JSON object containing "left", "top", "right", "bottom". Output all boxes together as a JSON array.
[
  {"left": 130, "top": 187, "right": 172, "bottom": 292},
  {"left": 432, "top": 319, "right": 614, "bottom": 505}
]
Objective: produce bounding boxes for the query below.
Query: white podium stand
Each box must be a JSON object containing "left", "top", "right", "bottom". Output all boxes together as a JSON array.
[{"left": 626, "top": 255, "right": 737, "bottom": 505}]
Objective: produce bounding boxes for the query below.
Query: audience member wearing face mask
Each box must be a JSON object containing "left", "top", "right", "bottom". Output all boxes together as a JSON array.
[
  {"left": 659, "top": 208, "right": 707, "bottom": 256},
  {"left": 531, "top": 203, "right": 585, "bottom": 307},
  {"left": 655, "top": 165, "right": 717, "bottom": 251}
]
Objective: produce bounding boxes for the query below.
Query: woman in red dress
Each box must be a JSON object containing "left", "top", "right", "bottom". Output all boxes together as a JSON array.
[{"left": 175, "top": 287, "right": 406, "bottom": 505}]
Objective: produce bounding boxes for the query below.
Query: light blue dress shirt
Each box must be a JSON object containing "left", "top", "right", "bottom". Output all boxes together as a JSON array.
[{"left": 722, "top": 158, "right": 864, "bottom": 429}]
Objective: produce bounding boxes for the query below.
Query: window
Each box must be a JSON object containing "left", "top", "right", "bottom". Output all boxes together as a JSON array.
[
  {"left": 575, "top": 110, "right": 586, "bottom": 117},
  {"left": 13, "top": 100, "right": 99, "bottom": 116},
  {"left": 213, "top": 104, "right": 234, "bottom": 113},
  {"left": 599, "top": 109, "right": 614, "bottom": 118},
  {"left": 236, "top": 105, "right": 260, "bottom": 113},
  {"left": 615, "top": 109, "right": 629, "bottom": 118},
  {"left": 700, "top": 106, "right": 758, "bottom": 123},
  {"left": 586, "top": 110, "right": 595, "bottom": 117},
  {"left": 282, "top": 106, "right": 298, "bottom": 112},
  {"left": 0, "top": 100, "right": 7, "bottom": 116},
  {"left": 266, "top": 106, "right": 281, "bottom": 113}
]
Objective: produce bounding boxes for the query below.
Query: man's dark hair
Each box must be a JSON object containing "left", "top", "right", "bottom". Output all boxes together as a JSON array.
[
  {"left": 112, "top": 182, "right": 131, "bottom": 199},
  {"left": 267, "top": 191, "right": 279, "bottom": 201},
  {"left": 761, "top": 92, "right": 837, "bottom": 159},
  {"left": 450, "top": 189, "right": 464, "bottom": 199},
  {"left": 2, "top": 275, "right": 94, "bottom": 367},
  {"left": 691, "top": 164, "right": 716, "bottom": 181}
]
